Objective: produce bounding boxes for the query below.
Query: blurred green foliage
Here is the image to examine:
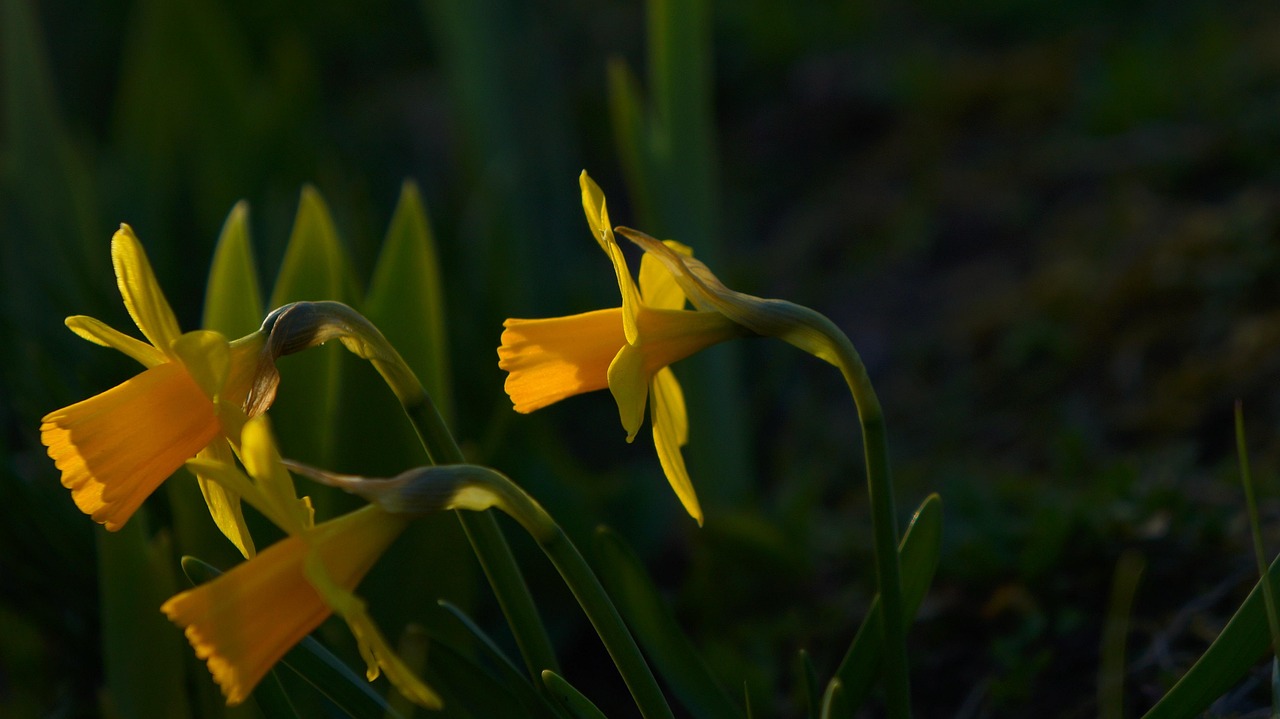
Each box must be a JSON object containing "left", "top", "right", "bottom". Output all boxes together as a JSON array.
[{"left": 4, "top": 0, "right": 1280, "bottom": 716}]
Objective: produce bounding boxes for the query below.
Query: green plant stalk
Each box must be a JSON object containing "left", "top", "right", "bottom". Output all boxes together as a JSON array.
[
  {"left": 829, "top": 336, "right": 911, "bottom": 719},
  {"left": 267, "top": 301, "right": 561, "bottom": 681},
  {"left": 1099, "top": 550, "right": 1145, "bottom": 719},
  {"left": 478, "top": 472, "right": 675, "bottom": 719},
  {"left": 400, "top": 382, "right": 562, "bottom": 681},
  {"left": 292, "top": 461, "right": 676, "bottom": 718},
  {"left": 1236, "top": 402, "right": 1280, "bottom": 681}
]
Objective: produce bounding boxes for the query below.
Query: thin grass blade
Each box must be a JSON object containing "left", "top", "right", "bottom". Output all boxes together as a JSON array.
[
  {"left": 541, "top": 671, "right": 609, "bottom": 719},
  {"left": 834, "top": 493, "right": 942, "bottom": 708},
  {"left": 594, "top": 526, "right": 739, "bottom": 719}
]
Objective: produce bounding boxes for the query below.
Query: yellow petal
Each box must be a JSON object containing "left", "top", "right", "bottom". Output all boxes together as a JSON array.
[
  {"left": 239, "top": 415, "right": 313, "bottom": 534},
  {"left": 651, "top": 371, "right": 702, "bottom": 525},
  {"left": 41, "top": 361, "right": 220, "bottom": 530},
  {"left": 193, "top": 441, "right": 256, "bottom": 558},
  {"left": 112, "top": 224, "right": 182, "bottom": 355},
  {"left": 638, "top": 241, "right": 692, "bottom": 312},
  {"left": 607, "top": 344, "right": 649, "bottom": 442},
  {"left": 327, "top": 583, "right": 443, "bottom": 709},
  {"left": 652, "top": 367, "right": 688, "bottom": 446},
  {"left": 498, "top": 308, "right": 626, "bottom": 412},
  {"left": 65, "top": 315, "right": 166, "bottom": 367},
  {"left": 580, "top": 171, "right": 641, "bottom": 344},
  {"left": 171, "top": 330, "right": 231, "bottom": 401}
]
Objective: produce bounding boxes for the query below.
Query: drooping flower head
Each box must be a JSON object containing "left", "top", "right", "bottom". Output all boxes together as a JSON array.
[
  {"left": 40, "top": 225, "right": 271, "bottom": 555},
  {"left": 165, "top": 417, "right": 439, "bottom": 709},
  {"left": 498, "top": 173, "right": 747, "bottom": 524}
]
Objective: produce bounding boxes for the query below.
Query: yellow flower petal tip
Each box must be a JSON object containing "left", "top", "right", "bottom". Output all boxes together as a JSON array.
[{"left": 41, "top": 361, "right": 220, "bottom": 530}]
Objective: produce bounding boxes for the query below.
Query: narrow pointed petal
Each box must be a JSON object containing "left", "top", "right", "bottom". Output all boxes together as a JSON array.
[
  {"left": 306, "top": 556, "right": 443, "bottom": 709},
  {"left": 607, "top": 344, "right": 649, "bottom": 442},
  {"left": 65, "top": 315, "right": 166, "bottom": 367},
  {"left": 638, "top": 241, "right": 692, "bottom": 312},
  {"left": 112, "top": 224, "right": 182, "bottom": 355},
  {"left": 41, "top": 361, "right": 220, "bottom": 529},
  {"left": 580, "top": 171, "right": 641, "bottom": 344},
  {"left": 651, "top": 372, "right": 702, "bottom": 525},
  {"left": 171, "top": 330, "right": 231, "bottom": 401},
  {"left": 343, "top": 608, "right": 443, "bottom": 709},
  {"left": 239, "top": 415, "right": 313, "bottom": 534},
  {"left": 193, "top": 441, "right": 256, "bottom": 558},
  {"left": 498, "top": 308, "right": 626, "bottom": 412},
  {"left": 652, "top": 367, "right": 688, "bottom": 446}
]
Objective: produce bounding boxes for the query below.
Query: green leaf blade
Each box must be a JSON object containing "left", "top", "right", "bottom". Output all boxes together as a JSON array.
[
  {"left": 594, "top": 526, "right": 739, "bottom": 719},
  {"left": 834, "top": 493, "right": 943, "bottom": 709},
  {"left": 204, "top": 201, "right": 264, "bottom": 338}
]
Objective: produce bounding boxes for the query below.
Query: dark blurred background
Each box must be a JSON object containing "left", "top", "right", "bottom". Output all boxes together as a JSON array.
[{"left": 4, "top": 0, "right": 1280, "bottom": 716}]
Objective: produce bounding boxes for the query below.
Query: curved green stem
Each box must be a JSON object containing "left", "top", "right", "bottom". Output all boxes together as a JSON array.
[
  {"left": 263, "top": 301, "right": 561, "bottom": 681},
  {"left": 464, "top": 469, "right": 675, "bottom": 719},
  {"left": 828, "top": 332, "right": 911, "bottom": 719},
  {"left": 402, "top": 390, "right": 564, "bottom": 682}
]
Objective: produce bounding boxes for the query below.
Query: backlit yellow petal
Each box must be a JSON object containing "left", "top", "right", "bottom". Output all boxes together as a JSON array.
[
  {"left": 163, "top": 506, "right": 410, "bottom": 706},
  {"left": 112, "top": 224, "right": 182, "bottom": 354},
  {"left": 498, "top": 308, "right": 626, "bottom": 412},
  {"left": 65, "top": 315, "right": 166, "bottom": 367},
  {"left": 342, "top": 605, "right": 443, "bottom": 709},
  {"left": 193, "top": 440, "right": 256, "bottom": 558},
  {"left": 651, "top": 371, "right": 702, "bottom": 525},
  {"left": 607, "top": 344, "right": 649, "bottom": 442},
  {"left": 638, "top": 241, "right": 692, "bottom": 312},
  {"left": 240, "top": 415, "right": 313, "bottom": 534},
  {"left": 41, "top": 361, "right": 220, "bottom": 530},
  {"left": 652, "top": 367, "right": 688, "bottom": 446},
  {"left": 580, "top": 171, "right": 641, "bottom": 344}
]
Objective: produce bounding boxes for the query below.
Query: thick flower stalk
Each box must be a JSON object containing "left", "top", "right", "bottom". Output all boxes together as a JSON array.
[
  {"left": 164, "top": 416, "right": 438, "bottom": 709},
  {"left": 40, "top": 225, "right": 274, "bottom": 556},
  {"left": 286, "top": 459, "right": 673, "bottom": 719},
  {"left": 499, "top": 172, "right": 747, "bottom": 524},
  {"left": 500, "top": 171, "right": 913, "bottom": 717}
]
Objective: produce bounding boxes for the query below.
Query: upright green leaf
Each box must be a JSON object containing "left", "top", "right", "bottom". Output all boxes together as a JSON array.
[
  {"left": 541, "top": 671, "right": 609, "bottom": 719},
  {"left": 438, "top": 601, "right": 565, "bottom": 719},
  {"left": 818, "top": 679, "right": 844, "bottom": 719},
  {"left": 1099, "top": 551, "right": 1144, "bottom": 719},
  {"left": 267, "top": 186, "right": 352, "bottom": 474},
  {"left": 1139, "top": 549, "right": 1280, "bottom": 719},
  {"left": 835, "top": 493, "right": 943, "bottom": 708},
  {"left": 99, "top": 512, "right": 193, "bottom": 719},
  {"left": 609, "top": 0, "right": 751, "bottom": 510},
  {"left": 204, "top": 201, "right": 264, "bottom": 338},
  {"left": 594, "top": 526, "right": 739, "bottom": 719},
  {"left": 606, "top": 59, "right": 655, "bottom": 225},
  {"left": 796, "top": 649, "right": 819, "bottom": 719},
  {"left": 365, "top": 181, "right": 453, "bottom": 427}
]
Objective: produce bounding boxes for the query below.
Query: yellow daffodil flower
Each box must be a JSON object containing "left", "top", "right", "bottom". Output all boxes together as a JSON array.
[
  {"left": 498, "top": 172, "right": 747, "bottom": 525},
  {"left": 40, "top": 225, "right": 268, "bottom": 555},
  {"left": 165, "top": 417, "right": 439, "bottom": 710}
]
